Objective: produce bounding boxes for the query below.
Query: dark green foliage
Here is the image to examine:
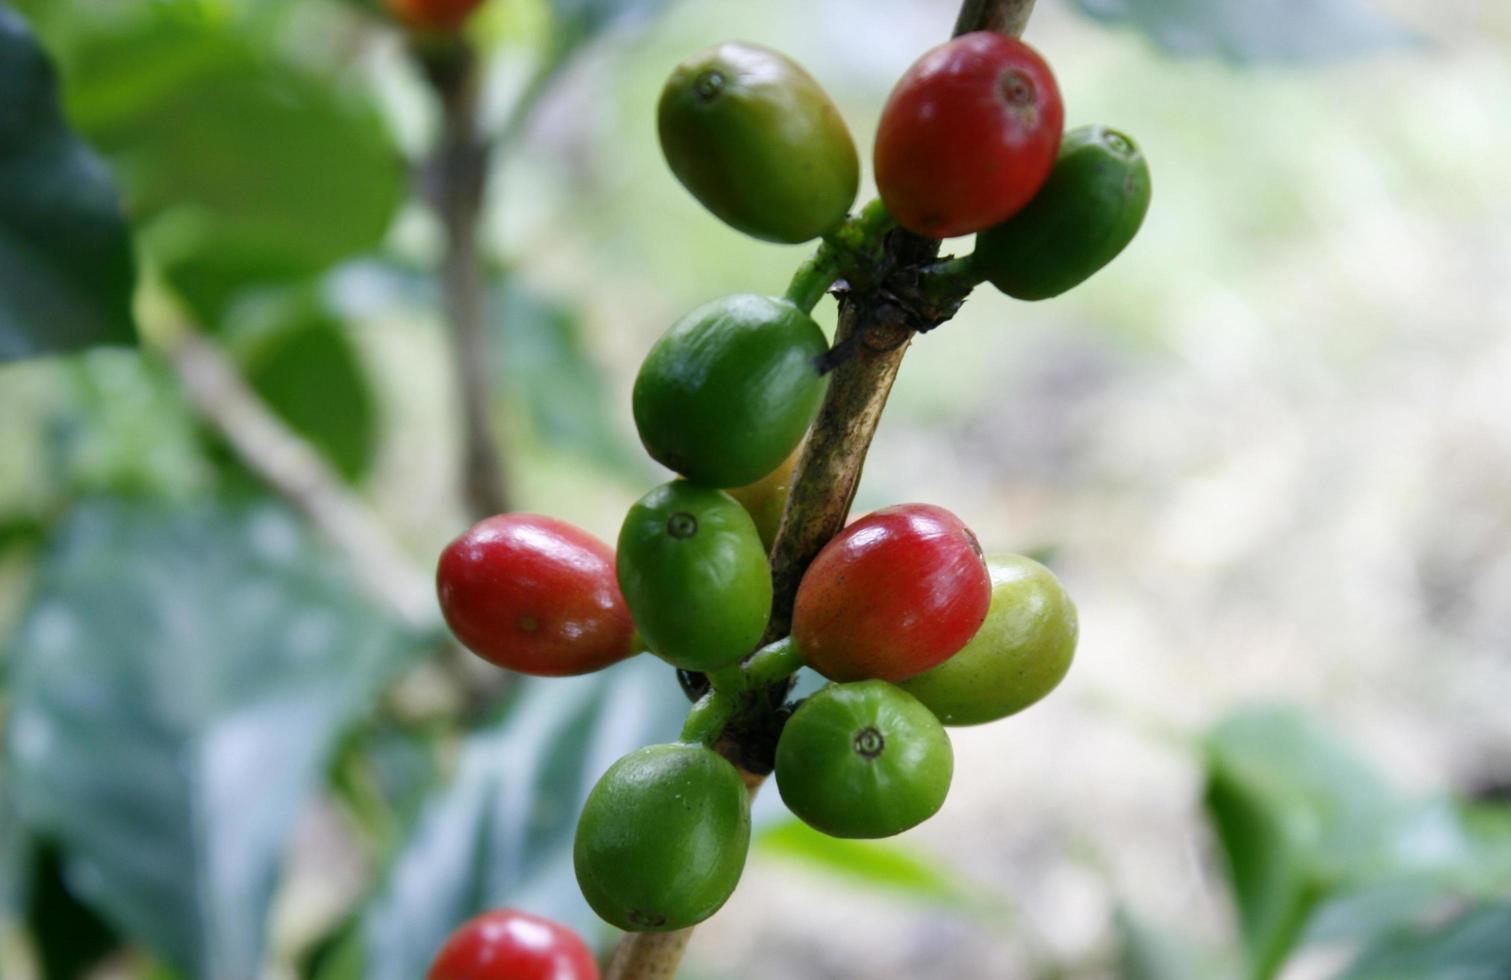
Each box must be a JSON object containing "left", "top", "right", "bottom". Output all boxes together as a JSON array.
[{"left": 0, "top": 4, "right": 135, "bottom": 361}]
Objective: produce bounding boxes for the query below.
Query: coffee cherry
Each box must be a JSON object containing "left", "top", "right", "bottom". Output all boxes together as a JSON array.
[
  {"left": 427, "top": 908, "right": 599, "bottom": 980},
  {"left": 616, "top": 481, "right": 772, "bottom": 672},
  {"left": 726, "top": 447, "right": 800, "bottom": 552},
  {"left": 775, "top": 681, "right": 953, "bottom": 839},
  {"left": 574, "top": 743, "right": 751, "bottom": 931},
  {"left": 975, "top": 125, "right": 1151, "bottom": 300},
  {"left": 899, "top": 554, "right": 1078, "bottom": 725},
  {"left": 659, "top": 42, "right": 859, "bottom": 243},
  {"left": 874, "top": 31, "right": 1063, "bottom": 238},
  {"left": 436, "top": 514, "right": 636, "bottom": 676},
  {"left": 633, "top": 294, "right": 828, "bottom": 489},
  {"left": 792, "top": 504, "right": 991, "bottom": 682}
]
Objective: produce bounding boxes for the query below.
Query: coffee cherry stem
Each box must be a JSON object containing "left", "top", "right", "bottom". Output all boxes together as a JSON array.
[
  {"left": 783, "top": 199, "right": 896, "bottom": 314},
  {"left": 917, "top": 254, "right": 987, "bottom": 311},
  {"left": 678, "top": 637, "right": 806, "bottom": 745},
  {"left": 743, "top": 635, "right": 806, "bottom": 688},
  {"left": 681, "top": 688, "right": 738, "bottom": 746}
]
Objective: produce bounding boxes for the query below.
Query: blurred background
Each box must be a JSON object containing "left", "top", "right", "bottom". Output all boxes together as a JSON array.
[{"left": 1, "top": 0, "right": 1509, "bottom": 977}]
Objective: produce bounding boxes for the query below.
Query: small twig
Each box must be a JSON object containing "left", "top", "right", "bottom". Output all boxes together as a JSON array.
[
  {"left": 158, "top": 325, "right": 436, "bottom": 630},
  {"left": 418, "top": 38, "right": 511, "bottom": 519}
]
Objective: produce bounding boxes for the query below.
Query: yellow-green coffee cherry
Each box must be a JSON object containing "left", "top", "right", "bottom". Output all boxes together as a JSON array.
[
  {"left": 899, "top": 554, "right": 1078, "bottom": 725},
  {"left": 658, "top": 42, "right": 859, "bottom": 243}
]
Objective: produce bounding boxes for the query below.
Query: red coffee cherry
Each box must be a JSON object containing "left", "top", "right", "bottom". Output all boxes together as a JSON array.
[
  {"left": 437, "top": 514, "right": 636, "bottom": 676},
  {"left": 874, "top": 31, "right": 1064, "bottom": 238},
  {"left": 427, "top": 908, "right": 600, "bottom": 980},
  {"left": 792, "top": 504, "right": 991, "bottom": 682}
]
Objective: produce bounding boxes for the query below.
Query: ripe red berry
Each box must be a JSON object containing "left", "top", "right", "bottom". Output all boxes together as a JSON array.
[
  {"left": 874, "top": 31, "right": 1064, "bottom": 239},
  {"left": 792, "top": 504, "right": 991, "bottom": 682},
  {"left": 427, "top": 908, "right": 600, "bottom": 980},
  {"left": 437, "top": 514, "right": 636, "bottom": 676},
  {"left": 385, "top": 0, "right": 485, "bottom": 33}
]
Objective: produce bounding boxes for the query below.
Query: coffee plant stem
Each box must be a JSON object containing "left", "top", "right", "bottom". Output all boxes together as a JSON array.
[
  {"left": 418, "top": 36, "right": 512, "bottom": 518},
  {"left": 605, "top": 1, "right": 1039, "bottom": 976}
]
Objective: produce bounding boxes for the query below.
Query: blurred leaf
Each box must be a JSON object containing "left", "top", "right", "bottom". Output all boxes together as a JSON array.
[
  {"left": 0, "top": 761, "right": 27, "bottom": 920},
  {"left": 329, "top": 720, "right": 442, "bottom": 855},
  {"left": 1456, "top": 802, "right": 1511, "bottom": 889},
  {"left": 1114, "top": 906, "right": 1215, "bottom": 980},
  {"left": 1203, "top": 706, "right": 1397, "bottom": 978},
  {"left": 25, "top": 842, "right": 120, "bottom": 980},
  {"left": 64, "top": 15, "right": 403, "bottom": 322},
  {"left": 0, "top": 4, "right": 136, "bottom": 361},
  {"left": 304, "top": 918, "right": 366, "bottom": 980},
  {"left": 1069, "top": 0, "right": 1418, "bottom": 63},
  {"left": 3, "top": 498, "right": 420, "bottom": 977},
  {"left": 225, "top": 292, "right": 378, "bottom": 483},
  {"left": 0, "top": 516, "right": 46, "bottom": 556},
  {"left": 755, "top": 818, "right": 988, "bottom": 910},
  {"left": 1203, "top": 707, "right": 1511, "bottom": 979},
  {"left": 1307, "top": 798, "right": 1511, "bottom": 950},
  {"left": 1334, "top": 901, "right": 1511, "bottom": 980},
  {"left": 352, "top": 656, "right": 686, "bottom": 979},
  {"left": 46, "top": 350, "right": 215, "bottom": 501},
  {"left": 495, "top": 282, "right": 644, "bottom": 476}
]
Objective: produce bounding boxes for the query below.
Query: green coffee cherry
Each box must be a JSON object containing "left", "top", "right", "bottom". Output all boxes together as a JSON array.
[
  {"left": 658, "top": 42, "right": 859, "bottom": 244},
  {"left": 633, "top": 294, "right": 827, "bottom": 489},
  {"left": 574, "top": 743, "right": 751, "bottom": 931},
  {"left": 616, "top": 480, "right": 772, "bottom": 672},
  {"left": 974, "top": 125, "right": 1151, "bottom": 300},
  {"left": 899, "top": 554, "right": 1078, "bottom": 725}
]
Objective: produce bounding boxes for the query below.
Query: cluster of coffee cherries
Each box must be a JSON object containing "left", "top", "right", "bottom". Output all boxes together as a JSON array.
[{"left": 429, "top": 25, "right": 1150, "bottom": 976}]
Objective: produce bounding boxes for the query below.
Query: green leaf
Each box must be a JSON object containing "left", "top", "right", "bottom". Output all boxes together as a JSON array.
[
  {"left": 47, "top": 349, "right": 216, "bottom": 501},
  {"left": 1070, "top": 0, "right": 1418, "bottom": 63},
  {"left": 755, "top": 818, "right": 988, "bottom": 910},
  {"left": 3, "top": 498, "right": 419, "bottom": 977},
  {"left": 496, "top": 283, "right": 644, "bottom": 476},
  {"left": 1203, "top": 706, "right": 1398, "bottom": 978},
  {"left": 1334, "top": 901, "right": 1511, "bottom": 980},
  {"left": 225, "top": 292, "right": 378, "bottom": 483},
  {"left": 0, "top": 759, "right": 27, "bottom": 921},
  {"left": 25, "top": 842, "right": 121, "bottom": 980},
  {"left": 0, "top": 4, "right": 135, "bottom": 361},
  {"left": 65, "top": 15, "right": 403, "bottom": 322},
  {"left": 352, "top": 657, "right": 687, "bottom": 979},
  {"left": 1306, "top": 798, "right": 1511, "bottom": 950},
  {"left": 1203, "top": 707, "right": 1511, "bottom": 979}
]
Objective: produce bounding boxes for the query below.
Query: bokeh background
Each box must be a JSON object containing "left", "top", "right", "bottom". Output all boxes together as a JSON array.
[{"left": 1, "top": 0, "right": 1509, "bottom": 977}]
